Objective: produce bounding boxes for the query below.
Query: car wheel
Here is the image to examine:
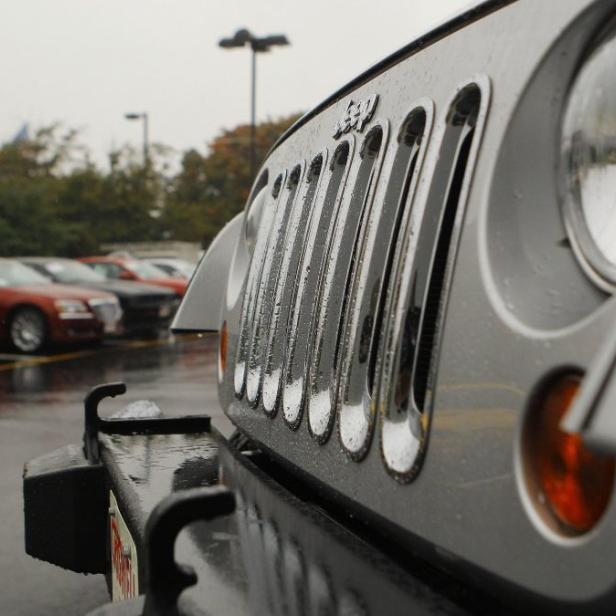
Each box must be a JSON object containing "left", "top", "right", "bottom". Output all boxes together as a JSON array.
[{"left": 9, "top": 307, "right": 48, "bottom": 353}]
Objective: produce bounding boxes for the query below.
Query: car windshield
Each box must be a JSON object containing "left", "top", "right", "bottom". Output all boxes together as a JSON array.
[
  {"left": 0, "top": 261, "right": 51, "bottom": 287},
  {"left": 124, "top": 260, "right": 168, "bottom": 280},
  {"left": 151, "top": 260, "right": 195, "bottom": 278},
  {"left": 40, "top": 260, "right": 106, "bottom": 284},
  {"left": 170, "top": 260, "right": 196, "bottom": 278}
]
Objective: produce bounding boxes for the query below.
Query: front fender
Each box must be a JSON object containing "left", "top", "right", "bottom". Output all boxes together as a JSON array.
[{"left": 171, "top": 214, "right": 242, "bottom": 333}]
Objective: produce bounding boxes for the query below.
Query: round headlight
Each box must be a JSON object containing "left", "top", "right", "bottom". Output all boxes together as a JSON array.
[{"left": 562, "top": 31, "right": 616, "bottom": 289}]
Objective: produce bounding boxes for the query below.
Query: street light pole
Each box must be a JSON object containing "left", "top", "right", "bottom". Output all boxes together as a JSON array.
[
  {"left": 124, "top": 112, "right": 149, "bottom": 167},
  {"left": 219, "top": 29, "right": 290, "bottom": 181},
  {"left": 250, "top": 47, "right": 257, "bottom": 181},
  {"left": 142, "top": 112, "right": 149, "bottom": 166}
]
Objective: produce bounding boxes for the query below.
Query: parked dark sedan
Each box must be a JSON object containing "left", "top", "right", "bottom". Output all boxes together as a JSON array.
[{"left": 21, "top": 258, "right": 180, "bottom": 337}]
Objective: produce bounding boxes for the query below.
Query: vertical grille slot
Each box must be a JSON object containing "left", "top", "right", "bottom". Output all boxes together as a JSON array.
[
  {"left": 379, "top": 82, "right": 487, "bottom": 480},
  {"left": 338, "top": 107, "right": 429, "bottom": 458},
  {"left": 307, "top": 124, "right": 388, "bottom": 441},
  {"left": 282, "top": 141, "right": 353, "bottom": 428},
  {"left": 234, "top": 171, "right": 281, "bottom": 397},
  {"left": 412, "top": 85, "right": 481, "bottom": 412},
  {"left": 246, "top": 164, "right": 303, "bottom": 405},
  {"left": 262, "top": 153, "right": 326, "bottom": 415}
]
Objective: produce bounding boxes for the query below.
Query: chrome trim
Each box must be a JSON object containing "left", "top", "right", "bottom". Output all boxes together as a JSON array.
[
  {"left": 281, "top": 140, "right": 355, "bottom": 429},
  {"left": 57, "top": 313, "right": 95, "bottom": 320},
  {"left": 246, "top": 163, "right": 305, "bottom": 406},
  {"left": 234, "top": 171, "right": 286, "bottom": 398},
  {"left": 261, "top": 152, "right": 328, "bottom": 416},
  {"left": 337, "top": 103, "right": 433, "bottom": 459},
  {"left": 378, "top": 77, "right": 491, "bottom": 480},
  {"left": 306, "top": 122, "right": 390, "bottom": 443}
]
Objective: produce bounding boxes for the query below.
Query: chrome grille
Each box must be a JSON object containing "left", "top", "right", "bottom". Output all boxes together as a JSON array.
[
  {"left": 307, "top": 123, "right": 387, "bottom": 444},
  {"left": 231, "top": 81, "right": 488, "bottom": 479},
  {"left": 378, "top": 83, "right": 483, "bottom": 480},
  {"left": 234, "top": 172, "right": 286, "bottom": 398},
  {"left": 281, "top": 141, "right": 353, "bottom": 427},
  {"left": 261, "top": 153, "right": 325, "bottom": 415},
  {"left": 89, "top": 299, "right": 122, "bottom": 325},
  {"left": 338, "top": 108, "right": 430, "bottom": 460},
  {"left": 246, "top": 164, "right": 304, "bottom": 406}
]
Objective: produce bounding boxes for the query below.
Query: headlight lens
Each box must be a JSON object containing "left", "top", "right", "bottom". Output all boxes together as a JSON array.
[
  {"left": 562, "top": 31, "right": 616, "bottom": 288},
  {"left": 54, "top": 299, "right": 89, "bottom": 314}
]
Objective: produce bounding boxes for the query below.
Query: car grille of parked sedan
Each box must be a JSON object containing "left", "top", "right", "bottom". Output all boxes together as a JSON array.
[{"left": 89, "top": 299, "right": 122, "bottom": 326}]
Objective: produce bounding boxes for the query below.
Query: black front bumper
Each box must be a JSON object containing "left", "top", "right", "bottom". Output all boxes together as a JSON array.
[{"left": 23, "top": 383, "right": 489, "bottom": 616}]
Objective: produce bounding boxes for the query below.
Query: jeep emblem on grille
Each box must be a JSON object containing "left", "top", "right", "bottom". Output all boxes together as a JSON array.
[{"left": 333, "top": 95, "right": 379, "bottom": 139}]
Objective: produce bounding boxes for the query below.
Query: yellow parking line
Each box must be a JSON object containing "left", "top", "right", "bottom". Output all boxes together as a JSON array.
[
  {"left": 0, "top": 332, "right": 214, "bottom": 373},
  {"left": 0, "top": 349, "right": 99, "bottom": 372}
]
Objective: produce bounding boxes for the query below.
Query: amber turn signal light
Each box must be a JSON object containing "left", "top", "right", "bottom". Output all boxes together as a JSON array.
[
  {"left": 523, "top": 372, "right": 615, "bottom": 535},
  {"left": 218, "top": 320, "right": 228, "bottom": 383}
]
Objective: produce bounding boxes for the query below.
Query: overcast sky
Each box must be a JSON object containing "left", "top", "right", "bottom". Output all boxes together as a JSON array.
[{"left": 2, "top": 0, "right": 471, "bottom": 168}]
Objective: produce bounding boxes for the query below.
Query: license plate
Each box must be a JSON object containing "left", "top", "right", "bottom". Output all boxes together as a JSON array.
[{"left": 109, "top": 492, "right": 139, "bottom": 601}]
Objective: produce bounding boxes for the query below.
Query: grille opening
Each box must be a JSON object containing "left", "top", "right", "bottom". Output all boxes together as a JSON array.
[
  {"left": 367, "top": 109, "right": 426, "bottom": 397},
  {"left": 288, "top": 164, "right": 301, "bottom": 189},
  {"left": 283, "top": 142, "right": 352, "bottom": 428},
  {"left": 331, "top": 140, "right": 350, "bottom": 170},
  {"left": 412, "top": 85, "right": 480, "bottom": 412},
  {"left": 331, "top": 127, "right": 382, "bottom": 379},
  {"left": 272, "top": 174, "right": 283, "bottom": 198},
  {"left": 307, "top": 154, "right": 323, "bottom": 183},
  {"left": 245, "top": 179, "right": 271, "bottom": 254},
  {"left": 246, "top": 169, "right": 269, "bottom": 210},
  {"left": 360, "top": 125, "right": 383, "bottom": 159},
  {"left": 392, "top": 284, "right": 421, "bottom": 411}
]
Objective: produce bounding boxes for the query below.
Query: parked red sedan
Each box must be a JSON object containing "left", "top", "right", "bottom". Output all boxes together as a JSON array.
[
  {"left": 79, "top": 256, "right": 188, "bottom": 296},
  {"left": 0, "top": 259, "right": 122, "bottom": 353}
]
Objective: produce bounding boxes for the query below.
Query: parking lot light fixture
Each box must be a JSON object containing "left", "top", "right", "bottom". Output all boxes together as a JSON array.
[{"left": 218, "top": 29, "right": 290, "bottom": 180}]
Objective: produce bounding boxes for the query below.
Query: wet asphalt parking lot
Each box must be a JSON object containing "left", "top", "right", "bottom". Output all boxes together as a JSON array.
[{"left": 0, "top": 333, "right": 228, "bottom": 616}]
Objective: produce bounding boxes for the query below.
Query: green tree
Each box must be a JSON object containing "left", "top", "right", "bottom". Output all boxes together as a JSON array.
[
  {"left": 162, "top": 113, "right": 301, "bottom": 247},
  {"left": 0, "top": 114, "right": 301, "bottom": 256},
  {"left": 0, "top": 125, "right": 89, "bottom": 256}
]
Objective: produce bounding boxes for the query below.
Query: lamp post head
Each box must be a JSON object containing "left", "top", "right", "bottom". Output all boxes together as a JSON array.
[
  {"left": 254, "top": 34, "right": 290, "bottom": 51},
  {"left": 124, "top": 113, "right": 143, "bottom": 121},
  {"left": 219, "top": 29, "right": 290, "bottom": 52},
  {"left": 219, "top": 28, "right": 253, "bottom": 49}
]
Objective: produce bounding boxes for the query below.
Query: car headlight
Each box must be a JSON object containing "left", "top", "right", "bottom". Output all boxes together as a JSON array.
[
  {"left": 561, "top": 30, "right": 616, "bottom": 290},
  {"left": 54, "top": 299, "right": 90, "bottom": 315}
]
